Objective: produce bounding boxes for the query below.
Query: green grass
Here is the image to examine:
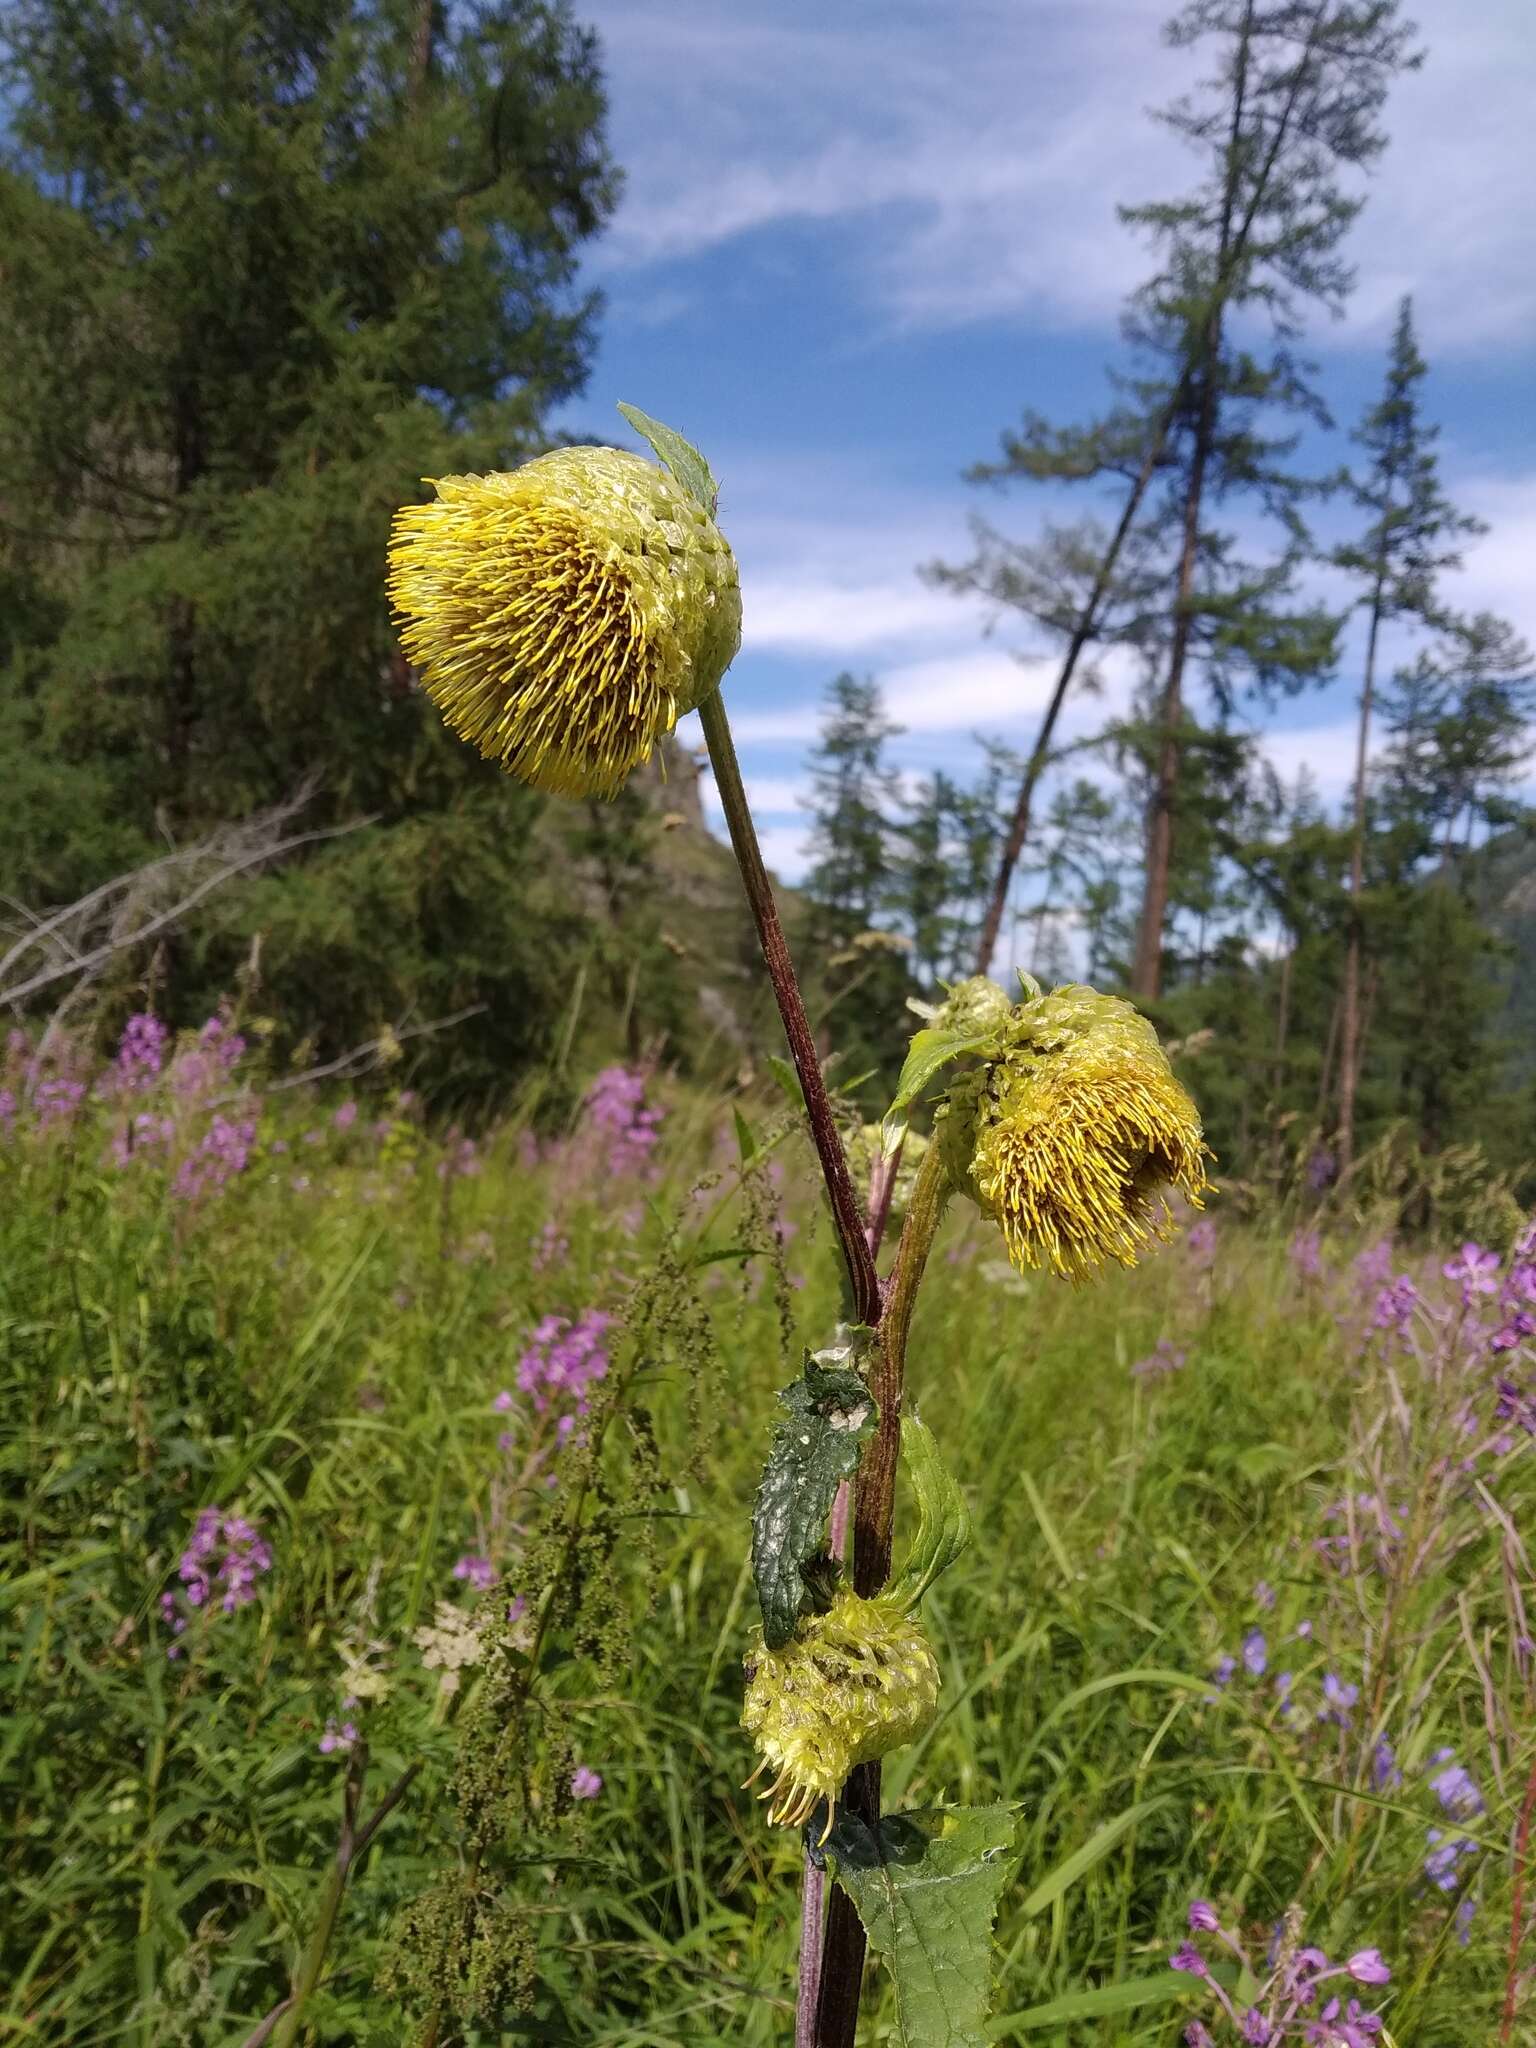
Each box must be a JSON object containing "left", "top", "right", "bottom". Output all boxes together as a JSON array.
[{"left": 2, "top": 1073, "right": 1529, "bottom": 2045}]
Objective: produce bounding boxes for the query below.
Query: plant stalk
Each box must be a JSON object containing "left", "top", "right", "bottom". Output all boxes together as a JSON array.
[
  {"left": 815, "top": 1142, "right": 950, "bottom": 2048},
  {"left": 696, "top": 690, "right": 882, "bottom": 1329}
]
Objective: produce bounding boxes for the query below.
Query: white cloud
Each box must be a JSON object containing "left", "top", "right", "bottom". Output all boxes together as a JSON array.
[{"left": 586, "top": 0, "right": 1536, "bottom": 354}]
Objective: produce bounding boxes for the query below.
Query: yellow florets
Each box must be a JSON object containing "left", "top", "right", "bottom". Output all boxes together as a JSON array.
[
  {"left": 943, "top": 984, "right": 1208, "bottom": 1286},
  {"left": 742, "top": 1589, "right": 940, "bottom": 1839},
  {"left": 387, "top": 447, "right": 741, "bottom": 799}
]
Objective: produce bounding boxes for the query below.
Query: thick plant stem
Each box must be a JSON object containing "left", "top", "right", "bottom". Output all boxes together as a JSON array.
[
  {"left": 795, "top": 1152, "right": 908, "bottom": 2044},
  {"left": 696, "top": 690, "right": 881, "bottom": 1329},
  {"left": 815, "top": 1144, "right": 950, "bottom": 2048}
]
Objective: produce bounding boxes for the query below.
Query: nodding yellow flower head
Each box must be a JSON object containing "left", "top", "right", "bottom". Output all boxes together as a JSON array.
[
  {"left": 942, "top": 984, "right": 1208, "bottom": 1286},
  {"left": 387, "top": 446, "right": 741, "bottom": 799},
  {"left": 742, "top": 1589, "right": 940, "bottom": 1840}
]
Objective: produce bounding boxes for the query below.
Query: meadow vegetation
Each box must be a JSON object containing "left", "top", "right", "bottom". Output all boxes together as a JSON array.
[{"left": 4, "top": 1013, "right": 1533, "bottom": 2043}]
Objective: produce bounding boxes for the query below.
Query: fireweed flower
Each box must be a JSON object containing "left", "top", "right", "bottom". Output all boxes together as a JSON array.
[
  {"left": 939, "top": 984, "right": 1208, "bottom": 1286},
  {"left": 741, "top": 1588, "right": 940, "bottom": 1839},
  {"left": 388, "top": 444, "right": 742, "bottom": 799}
]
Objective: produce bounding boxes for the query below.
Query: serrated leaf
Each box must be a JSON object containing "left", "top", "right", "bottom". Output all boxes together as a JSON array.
[
  {"left": 888, "top": 1413, "right": 971, "bottom": 1611},
  {"left": 828, "top": 1804, "right": 1019, "bottom": 2048},
  {"left": 616, "top": 400, "right": 718, "bottom": 514},
  {"left": 751, "top": 1336, "right": 877, "bottom": 1648},
  {"left": 882, "top": 1025, "right": 994, "bottom": 1150}
]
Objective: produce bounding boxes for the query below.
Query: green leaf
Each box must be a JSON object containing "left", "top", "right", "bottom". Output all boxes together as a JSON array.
[
  {"left": 733, "top": 1106, "right": 758, "bottom": 1165},
  {"left": 750, "top": 1335, "right": 877, "bottom": 1648},
  {"left": 1017, "top": 1795, "right": 1170, "bottom": 1918},
  {"left": 616, "top": 401, "right": 719, "bottom": 514},
  {"left": 765, "top": 1052, "right": 806, "bottom": 1114},
  {"left": 989, "top": 1971, "right": 1197, "bottom": 2033},
  {"left": 888, "top": 1413, "right": 971, "bottom": 1611},
  {"left": 828, "top": 1804, "right": 1019, "bottom": 2048},
  {"left": 882, "top": 1025, "right": 993, "bottom": 1148}
]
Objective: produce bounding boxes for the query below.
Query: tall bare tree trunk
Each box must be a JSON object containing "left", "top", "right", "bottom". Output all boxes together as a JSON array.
[
  {"left": 971, "top": 410, "right": 1175, "bottom": 977},
  {"left": 1129, "top": 358, "right": 1216, "bottom": 1001},
  {"left": 1336, "top": 594, "right": 1383, "bottom": 1173},
  {"left": 408, "top": 0, "right": 434, "bottom": 106}
]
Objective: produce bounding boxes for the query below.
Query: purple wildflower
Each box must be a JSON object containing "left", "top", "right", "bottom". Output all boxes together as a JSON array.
[
  {"left": 1242, "top": 1628, "right": 1268, "bottom": 1678},
  {"left": 1241, "top": 2013, "right": 1274, "bottom": 2045},
  {"left": 1212, "top": 1653, "right": 1238, "bottom": 1689},
  {"left": 1188, "top": 1900, "right": 1220, "bottom": 1932},
  {"left": 171, "top": 1506, "right": 272, "bottom": 1622},
  {"left": 1322, "top": 1671, "right": 1359, "bottom": 1718},
  {"left": 1429, "top": 1756, "right": 1484, "bottom": 1820},
  {"left": 173, "top": 1115, "right": 257, "bottom": 1200},
  {"left": 1186, "top": 2026, "right": 1216, "bottom": 2048},
  {"left": 117, "top": 1012, "right": 169, "bottom": 1085},
  {"left": 319, "top": 1719, "right": 359, "bottom": 1755},
  {"left": 1443, "top": 1241, "right": 1501, "bottom": 1303},
  {"left": 570, "top": 1765, "right": 603, "bottom": 1799},
  {"left": 1131, "top": 1337, "right": 1187, "bottom": 1379},
  {"left": 1353, "top": 1239, "right": 1395, "bottom": 1288},
  {"left": 1170, "top": 1942, "right": 1208, "bottom": 1977},
  {"left": 1305, "top": 1146, "right": 1337, "bottom": 1192},
  {"left": 585, "top": 1065, "right": 664, "bottom": 1176},
  {"left": 1254, "top": 1579, "right": 1276, "bottom": 1611},
  {"left": 1185, "top": 1217, "right": 1217, "bottom": 1267},
  {"left": 333, "top": 1100, "right": 358, "bottom": 1131},
  {"left": 452, "top": 1555, "right": 495, "bottom": 1592},
  {"left": 1346, "top": 1950, "right": 1390, "bottom": 1986},
  {"left": 1289, "top": 1230, "right": 1323, "bottom": 1280}
]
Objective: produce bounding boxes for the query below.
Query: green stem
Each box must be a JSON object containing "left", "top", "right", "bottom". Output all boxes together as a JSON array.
[{"left": 696, "top": 690, "right": 881, "bottom": 1328}]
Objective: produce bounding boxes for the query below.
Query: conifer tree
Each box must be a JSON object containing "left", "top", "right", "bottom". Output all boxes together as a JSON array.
[
  {"left": 1126, "top": 0, "right": 1421, "bottom": 1000},
  {"left": 0, "top": 0, "right": 618, "bottom": 1063},
  {"left": 1329, "top": 298, "right": 1483, "bottom": 1169},
  {"left": 934, "top": 2, "right": 1418, "bottom": 989},
  {"left": 803, "top": 675, "right": 903, "bottom": 948}
]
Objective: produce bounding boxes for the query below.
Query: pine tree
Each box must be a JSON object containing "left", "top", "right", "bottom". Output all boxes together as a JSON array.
[
  {"left": 1125, "top": 0, "right": 1420, "bottom": 999},
  {"left": 0, "top": 0, "right": 618, "bottom": 1066},
  {"left": 1329, "top": 298, "right": 1483, "bottom": 1169},
  {"left": 933, "top": 1, "right": 1418, "bottom": 990},
  {"left": 803, "top": 675, "right": 903, "bottom": 946},
  {"left": 1381, "top": 615, "right": 1536, "bottom": 862}
]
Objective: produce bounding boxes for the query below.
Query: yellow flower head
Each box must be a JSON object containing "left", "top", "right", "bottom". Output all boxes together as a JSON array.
[
  {"left": 942, "top": 984, "right": 1208, "bottom": 1286},
  {"left": 387, "top": 445, "right": 741, "bottom": 799},
  {"left": 742, "top": 1588, "right": 940, "bottom": 1840}
]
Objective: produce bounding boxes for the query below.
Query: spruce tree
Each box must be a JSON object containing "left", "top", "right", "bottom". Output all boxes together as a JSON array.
[
  {"left": 0, "top": 0, "right": 618, "bottom": 1066},
  {"left": 1328, "top": 299, "right": 1483, "bottom": 1168}
]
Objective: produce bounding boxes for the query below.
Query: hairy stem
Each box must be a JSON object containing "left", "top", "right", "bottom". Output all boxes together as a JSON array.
[
  {"left": 816, "top": 1143, "right": 950, "bottom": 2048},
  {"left": 696, "top": 690, "right": 881, "bottom": 1328}
]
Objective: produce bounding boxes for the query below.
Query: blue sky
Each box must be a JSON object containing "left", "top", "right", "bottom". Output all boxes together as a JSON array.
[{"left": 551, "top": 0, "right": 1536, "bottom": 898}]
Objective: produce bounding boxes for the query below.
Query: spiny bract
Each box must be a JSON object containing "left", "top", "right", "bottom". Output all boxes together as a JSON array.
[
  {"left": 387, "top": 447, "right": 741, "bottom": 799},
  {"left": 741, "top": 1588, "right": 940, "bottom": 1840},
  {"left": 941, "top": 983, "right": 1208, "bottom": 1286}
]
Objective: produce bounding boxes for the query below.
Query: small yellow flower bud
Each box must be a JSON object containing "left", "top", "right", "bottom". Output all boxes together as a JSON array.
[
  {"left": 387, "top": 446, "right": 741, "bottom": 799},
  {"left": 941, "top": 984, "right": 1208, "bottom": 1286},
  {"left": 742, "top": 1589, "right": 940, "bottom": 1839}
]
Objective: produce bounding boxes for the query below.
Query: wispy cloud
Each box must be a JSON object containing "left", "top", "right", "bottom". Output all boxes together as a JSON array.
[{"left": 586, "top": 0, "right": 1536, "bottom": 353}]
